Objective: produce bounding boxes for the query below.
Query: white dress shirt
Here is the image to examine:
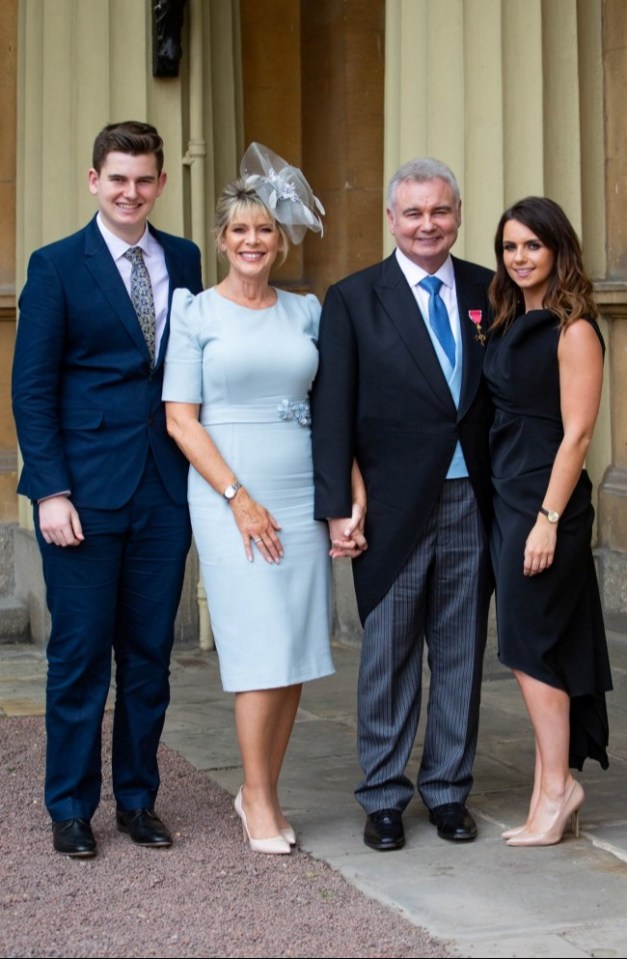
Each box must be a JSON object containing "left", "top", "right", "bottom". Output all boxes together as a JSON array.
[
  {"left": 96, "top": 213, "right": 169, "bottom": 357},
  {"left": 395, "top": 248, "right": 462, "bottom": 377},
  {"left": 394, "top": 247, "right": 468, "bottom": 479}
]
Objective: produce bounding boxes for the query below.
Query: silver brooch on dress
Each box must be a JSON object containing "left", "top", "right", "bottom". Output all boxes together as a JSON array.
[{"left": 277, "top": 399, "right": 311, "bottom": 427}]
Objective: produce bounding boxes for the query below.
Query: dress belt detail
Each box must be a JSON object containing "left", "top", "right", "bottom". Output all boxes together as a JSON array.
[
  {"left": 200, "top": 398, "right": 311, "bottom": 427},
  {"left": 277, "top": 398, "right": 311, "bottom": 427}
]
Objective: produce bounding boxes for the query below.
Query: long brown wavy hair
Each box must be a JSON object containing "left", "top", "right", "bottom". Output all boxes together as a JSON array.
[{"left": 488, "top": 196, "right": 598, "bottom": 333}]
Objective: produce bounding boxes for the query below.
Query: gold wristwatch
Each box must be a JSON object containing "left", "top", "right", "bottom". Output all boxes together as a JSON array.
[{"left": 539, "top": 506, "right": 560, "bottom": 524}]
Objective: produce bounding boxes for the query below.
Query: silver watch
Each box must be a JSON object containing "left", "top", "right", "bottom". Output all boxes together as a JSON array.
[
  {"left": 223, "top": 481, "right": 242, "bottom": 501},
  {"left": 539, "top": 506, "right": 560, "bottom": 524}
]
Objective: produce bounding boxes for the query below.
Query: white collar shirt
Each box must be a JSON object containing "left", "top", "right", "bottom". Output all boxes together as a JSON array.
[
  {"left": 96, "top": 213, "right": 169, "bottom": 356},
  {"left": 394, "top": 249, "right": 468, "bottom": 478},
  {"left": 394, "top": 248, "right": 461, "bottom": 374}
]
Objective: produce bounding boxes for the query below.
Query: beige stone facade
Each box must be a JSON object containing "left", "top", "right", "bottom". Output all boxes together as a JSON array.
[
  {"left": 0, "top": 0, "right": 18, "bottom": 526},
  {"left": 2, "top": 0, "right": 626, "bottom": 641}
]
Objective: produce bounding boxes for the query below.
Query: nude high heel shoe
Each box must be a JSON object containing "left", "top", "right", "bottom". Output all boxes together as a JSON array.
[
  {"left": 506, "top": 780, "right": 584, "bottom": 847},
  {"left": 503, "top": 784, "right": 541, "bottom": 838},
  {"left": 503, "top": 813, "right": 580, "bottom": 840},
  {"left": 234, "top": 788, "right": 291, "bottom": 855},
  {"left": 501, "top": 823, "right": 527, "bottom": 839},
  {"left": 282, "top": 825, "right": 297, "bottom": 846}
]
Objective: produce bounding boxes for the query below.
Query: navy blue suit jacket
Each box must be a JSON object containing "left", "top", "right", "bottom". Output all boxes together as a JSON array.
[
  {"left": 12, "top": 216, "right": 203, "bottom": 509},
  {"left": 311, "top": 252, "right": 494, "bottom": 622}
]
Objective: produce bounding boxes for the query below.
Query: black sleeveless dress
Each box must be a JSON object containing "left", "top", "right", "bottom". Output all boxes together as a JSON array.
[{"left": 484, "top": 309, "right": 612, "bottom": 769}]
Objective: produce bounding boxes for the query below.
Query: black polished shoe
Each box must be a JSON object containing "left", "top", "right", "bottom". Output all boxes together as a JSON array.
[
  {"left": 116, "top": 808, "right": 172, "bottom": 847},
  {"left": 364, "top": 808, "right": 405, "bottom": 851},
  {"left": 52, "top": 818, "right": 97, "bottom": 857},
  {"left": 429, "top": 802, "right": 477, "bottom": 842}
]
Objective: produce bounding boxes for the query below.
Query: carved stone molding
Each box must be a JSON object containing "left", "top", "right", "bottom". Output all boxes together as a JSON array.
[{"left": 594, "top": 281, "right": 627, "bottom": 319}]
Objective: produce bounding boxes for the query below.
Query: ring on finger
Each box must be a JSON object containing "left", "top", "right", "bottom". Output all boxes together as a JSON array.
[{"left": 254, "top": 537, "right": 262, "bottom": 544}]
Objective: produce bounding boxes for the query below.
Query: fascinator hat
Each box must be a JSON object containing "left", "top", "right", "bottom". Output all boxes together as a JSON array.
[{"left": 240, "top": 142, "right": 325, "bottom": 245}]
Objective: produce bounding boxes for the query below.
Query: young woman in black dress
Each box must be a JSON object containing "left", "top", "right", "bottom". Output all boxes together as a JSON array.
[{"left": 484, "top": 197, "right": 612, "bottom": 847}]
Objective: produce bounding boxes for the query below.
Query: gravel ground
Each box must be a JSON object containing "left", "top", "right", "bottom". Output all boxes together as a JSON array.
[{"left": 0, "top": 715, "right": 450, "bottom": 959}]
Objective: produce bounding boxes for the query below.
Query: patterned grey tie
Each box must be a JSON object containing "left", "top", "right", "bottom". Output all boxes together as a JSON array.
[{"left": 123, "top": 246, "right": 156, "bottom": 365}]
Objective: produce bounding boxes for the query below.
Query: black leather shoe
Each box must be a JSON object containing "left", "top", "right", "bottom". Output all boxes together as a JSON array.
[
  {"left": 116, "top": 808, "right": 172, "bottom": 847},
  {"left": 429, "top": 803, "right": 477, "bottom": 842},
  {"left": 52, "top": 818, "right": 96, "bottom": 857},
  {"left": 364, "top": 809, "right": 405, "bottom": 851}
]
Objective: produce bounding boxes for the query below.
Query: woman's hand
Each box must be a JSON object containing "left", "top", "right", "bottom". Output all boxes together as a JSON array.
[
  {"left": 229, "top": 488, "right": 283, "bottom": 564},
  {"left": 165, "top": 404, "right": 283, "bottom": 564},
  {"left": 328, "top": 502, "right": 368, "bottom": 559},
  {"left": 328, "top": 459, "right": 369, "bottom": 558},
  {"left": 523, "top": 515, "right": 557, "bottom": 576}
]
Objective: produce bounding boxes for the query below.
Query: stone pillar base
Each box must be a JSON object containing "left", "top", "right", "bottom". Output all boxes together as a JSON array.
[
  {"left": 13, "top": 526, "right": 48, "bottom": 646},
  {"left": 596, "top": 547, "right": 627, "bottom": 632}
]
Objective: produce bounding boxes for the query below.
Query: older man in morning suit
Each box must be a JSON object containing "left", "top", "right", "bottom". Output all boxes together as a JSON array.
[
  {"left": 12, "top": 121, "right": 203, "bottom": 857},
  {"left": 311, "top": 158, "right": 493, "bottom": 850}
]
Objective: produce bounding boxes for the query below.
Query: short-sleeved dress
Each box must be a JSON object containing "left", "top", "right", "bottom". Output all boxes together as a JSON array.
[
  {"left": 484, "top": 309, "right": 612, "bottom": 769},
  {"left": 163, "top": 287, "right": 334, "bottom": 692}
]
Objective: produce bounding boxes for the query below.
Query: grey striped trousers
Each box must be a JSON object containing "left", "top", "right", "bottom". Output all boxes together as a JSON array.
[{"left": 355, "top": 478, "right": 492, "bottom": 813}]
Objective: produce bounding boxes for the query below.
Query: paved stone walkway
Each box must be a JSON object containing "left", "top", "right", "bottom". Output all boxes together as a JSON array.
[{"left": 1, "top": 627, "right": 626, "bottom": 958}]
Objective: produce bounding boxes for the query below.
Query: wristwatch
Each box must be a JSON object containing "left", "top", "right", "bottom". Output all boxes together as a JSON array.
[
  {"left": 539, "top": 506, "right": 560, "bottom": 524},
  {"left": 223, "top": 481, "right": 242, "bottom": 501}
]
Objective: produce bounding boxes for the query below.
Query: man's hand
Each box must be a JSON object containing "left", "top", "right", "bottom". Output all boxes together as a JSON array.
[
  {"left": 328, "top": 507, "right": 368, "bottom": 559},
  {"left": 38, "top": 496, "right": 84, "bottom": 547}
]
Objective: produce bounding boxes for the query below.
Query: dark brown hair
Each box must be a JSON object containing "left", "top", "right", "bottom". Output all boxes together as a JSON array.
[
  {"left": 489, "top": 196, "right": 598, "bottom": 333},
  {"left": 92, "top": 121, "right": 164, "bottom": 174}
]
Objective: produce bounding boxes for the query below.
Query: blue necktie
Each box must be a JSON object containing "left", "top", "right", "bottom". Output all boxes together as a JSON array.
[
  {"left": 124, "top": 246, "right": 156, "bottom": 365},
  {"left": 419, "top": 275, "right": 456, "bottom": 367}
]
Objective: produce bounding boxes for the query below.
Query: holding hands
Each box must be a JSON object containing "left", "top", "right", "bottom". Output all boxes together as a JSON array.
[
  {"left": 327, "top": 460, "right": 368, "bottom": 559},
  {"left": 328, "top": 504, "right": 368, "bottom": 558}
]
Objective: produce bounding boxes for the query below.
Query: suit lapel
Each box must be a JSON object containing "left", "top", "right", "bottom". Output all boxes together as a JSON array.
[
  {"left": 83, "top": 217, "right": 152, "bottom": 363},
  {"left": 152, "top": 225, "right": 176, "bottom": 369},
  {"left": 453, "top": 256, "right": 488, "bottom": 419},
  {"left": 375, "top": 255, "right": 457, "bottom": 414}
]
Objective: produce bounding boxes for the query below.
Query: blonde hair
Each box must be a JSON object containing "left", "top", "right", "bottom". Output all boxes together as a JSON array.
[{"left": 215, "top": 178, "right": 289, "bottom": 265}]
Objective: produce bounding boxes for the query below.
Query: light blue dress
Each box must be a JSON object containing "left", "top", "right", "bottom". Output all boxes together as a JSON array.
[{"left": 163, "top": 287, "right": 334, "bottom": 692}]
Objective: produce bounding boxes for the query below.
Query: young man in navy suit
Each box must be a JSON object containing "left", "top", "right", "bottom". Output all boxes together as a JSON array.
[
  {"left": 12, "top": 121, "right": 203, "bottom": 857},
  {"left": 312, "top": 158, "right": 493, "bottom": 851}
]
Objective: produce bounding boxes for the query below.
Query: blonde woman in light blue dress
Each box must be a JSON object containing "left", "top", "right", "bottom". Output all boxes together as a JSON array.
[{"left": 163, "top": 145, "right": 365, "bottom": 855}]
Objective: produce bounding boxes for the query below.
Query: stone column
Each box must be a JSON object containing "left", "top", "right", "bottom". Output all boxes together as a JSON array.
[
  {"left": 0, "top": 0, "right": 18, "bottom": 531},
  {"left": 594, "top": 1, "right": 627, "bottom": 629},
  {"left": 596, "top": 290, "right": 627, "bottom": 628}
]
